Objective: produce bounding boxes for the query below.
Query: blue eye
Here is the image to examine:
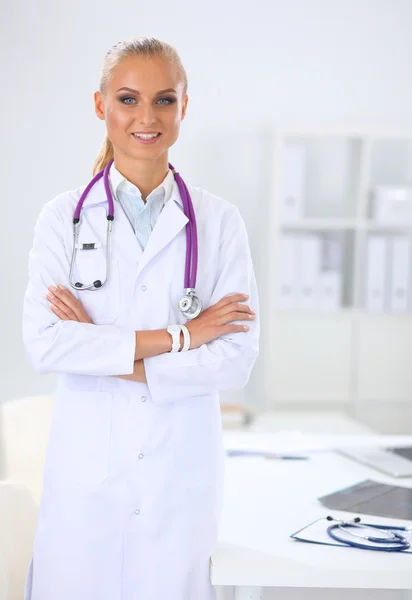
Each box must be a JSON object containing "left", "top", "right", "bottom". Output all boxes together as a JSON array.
[
  {"left": 157, "top": 97, "right": 176, "bottom": 105},
  {"left": 120, "top": 97, "right": 136, "bottom": 105},
  {"left": 119, "top": 96, "right": 176, "bottom": 106}
]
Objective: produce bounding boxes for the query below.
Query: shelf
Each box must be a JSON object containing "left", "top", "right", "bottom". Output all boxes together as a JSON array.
[
  {"left": 364, "top": 221, "right": 412, "bottom": 232},
  {"left": 280, "top": 219, "right": 412, "bottom": 232},
  {"left": 274, "top": 308, "right": 412, "bottom": 319},
  {"left": 278, "top": 128, "right": 412, "bottom": 139},
  {"left": 280, "top": 219, "right": 358, "bottom": 230},
  {"left": 274, "top": 308, "right": 354, "bottom": 317}
]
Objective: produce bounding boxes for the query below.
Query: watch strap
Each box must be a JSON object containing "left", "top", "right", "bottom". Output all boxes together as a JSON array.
[
  {"left": 167, "top": 325, "right": 182, "bottom": 353},
  {"left": 180, "top": 324, "right": 191, "bottom": 352}
]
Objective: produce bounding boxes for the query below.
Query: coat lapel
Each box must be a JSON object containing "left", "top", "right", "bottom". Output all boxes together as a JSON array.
[{"left": 135, "top": 192, "right": 189, "bottom": 279}]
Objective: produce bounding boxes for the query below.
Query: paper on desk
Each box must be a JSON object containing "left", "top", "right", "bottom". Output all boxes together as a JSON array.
[
  {"left": 291, "top": 517, "right": 412, "bottom": 553},
  {"left": 223, "top": 432, "right": 412, "bottom": 455}
]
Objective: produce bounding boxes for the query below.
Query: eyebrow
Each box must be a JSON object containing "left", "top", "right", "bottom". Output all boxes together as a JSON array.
[{"left": 116, "top": 86, "right": 177, "bottom": 94}]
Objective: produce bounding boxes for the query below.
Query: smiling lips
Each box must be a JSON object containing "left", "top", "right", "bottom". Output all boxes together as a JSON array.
[{"left": 132, "top": 132, "right": 161, "bottom": 144}]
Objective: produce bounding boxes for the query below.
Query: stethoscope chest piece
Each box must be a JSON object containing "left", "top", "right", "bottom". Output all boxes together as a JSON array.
[{"left": 179, "top": 288, "right": 203, "bottom": 320}]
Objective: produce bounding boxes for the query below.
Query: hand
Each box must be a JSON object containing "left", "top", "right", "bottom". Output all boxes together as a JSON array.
[
  {"left": 46, "top": 285, "right": 93, "bottom": 324},
  {"left": 185, "top": 293, "right": 255, "bottom": 350}
]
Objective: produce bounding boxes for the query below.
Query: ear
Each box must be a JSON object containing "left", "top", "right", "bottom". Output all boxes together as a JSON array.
[
  {"left": 94, "top": 91, "right": 105, "bottom": 121},
  {"left": 181, "top": 95, "right": 189, "bottom": 121}
]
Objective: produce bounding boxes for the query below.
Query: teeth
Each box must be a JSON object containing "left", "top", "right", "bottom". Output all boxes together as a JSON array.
[{"left": 133, "top": 133, "right": 159, "bottom": 140}]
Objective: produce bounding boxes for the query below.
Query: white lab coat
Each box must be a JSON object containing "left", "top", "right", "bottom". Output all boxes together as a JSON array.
[{"left": 22, "top": 172, "right": 260, "bottom": 600}]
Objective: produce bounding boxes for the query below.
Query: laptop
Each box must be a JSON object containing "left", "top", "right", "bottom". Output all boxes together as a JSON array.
[{"left": 337, "top": 446, "right": 412, "bottom": 478}]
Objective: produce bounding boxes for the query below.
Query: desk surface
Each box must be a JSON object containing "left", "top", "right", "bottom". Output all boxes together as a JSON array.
[{"left": 212, "top": 430, "right": 412, "bottom": 590}]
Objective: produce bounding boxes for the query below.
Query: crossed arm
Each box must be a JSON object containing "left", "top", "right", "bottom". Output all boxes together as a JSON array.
[
  {"left": 46, "top": 284, "right": 147, "bottom": 383},
  {"left": 23, "top": 203, "right": 259, "bottom": 403}
]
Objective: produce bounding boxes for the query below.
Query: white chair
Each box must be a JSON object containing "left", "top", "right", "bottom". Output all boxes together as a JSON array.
[
  {"left": 0, "top": 394, "right": 55, "bottom": 600},
  {"left": 0, "top": 481, "right": 38, "bottom": 600},
  {"left": 2, "top": 394, "right": 54, "bottom": 505}
]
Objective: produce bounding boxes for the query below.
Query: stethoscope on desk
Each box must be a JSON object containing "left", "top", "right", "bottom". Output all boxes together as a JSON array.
[
  {"left": 326, "top": 516, "right": 411, "bottom": 552},
  {"left": 68, "top": 158, "right": 202, "bottom": 320}
]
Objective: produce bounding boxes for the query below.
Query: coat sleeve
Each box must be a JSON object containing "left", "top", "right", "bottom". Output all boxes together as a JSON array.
[
  {"left": 22, "top": 202, "right": 136, "bottom": 376},
  {"left": 143, "top": 205, "right": 260, "bottom": 404}
]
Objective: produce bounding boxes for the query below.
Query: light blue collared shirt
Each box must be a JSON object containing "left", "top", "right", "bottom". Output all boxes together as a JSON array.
[{"left": 109, "top": 161, "right": 175, "bottom": 251}]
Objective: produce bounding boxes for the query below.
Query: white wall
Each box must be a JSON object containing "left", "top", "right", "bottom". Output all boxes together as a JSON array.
[{"left": 2, "top": 0, "right": 412, "bottom": 403}]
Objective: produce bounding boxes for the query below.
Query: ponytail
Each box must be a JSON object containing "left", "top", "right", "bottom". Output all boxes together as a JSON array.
[{"left": 92, "top": 134, "right": 114, "bottom": 176}]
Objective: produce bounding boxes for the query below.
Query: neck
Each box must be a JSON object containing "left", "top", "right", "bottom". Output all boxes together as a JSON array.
[{"left": 112, "top": 154, "right": 169, "bottom": 201}]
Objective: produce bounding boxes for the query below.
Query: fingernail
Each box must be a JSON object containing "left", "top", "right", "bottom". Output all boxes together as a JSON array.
[
  {"left": 49, "top": 285, "right": 57, "bottom": 291},
  {"left": 58, "top": 285, "right": 65, "bottom": 290}
]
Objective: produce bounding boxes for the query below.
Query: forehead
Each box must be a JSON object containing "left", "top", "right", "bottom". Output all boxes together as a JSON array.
[{"left": 107, "top": 56, "right": 183, "bottom": 92}]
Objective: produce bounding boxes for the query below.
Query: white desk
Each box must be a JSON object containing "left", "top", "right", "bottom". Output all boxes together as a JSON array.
[{"left": 212, "top": 431, "right": 412, "bottom": 600}]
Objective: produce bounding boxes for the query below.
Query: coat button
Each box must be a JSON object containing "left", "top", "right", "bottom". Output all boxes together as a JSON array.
[
  {"left": 141, "top": 285, "right": 147, "bottom": 291},
  {"left": 134, "top": 509, "right": 140, "bottom": 515},
  {"left": 138, "top": 453, "right": 144, "bottom": 460},
  {"left": 141, "top": 396, "right": 147, "bottom": 402}
]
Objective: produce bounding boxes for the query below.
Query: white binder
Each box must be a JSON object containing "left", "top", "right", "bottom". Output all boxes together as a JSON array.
[
  {"left": 296, "top": 234, "right": 321, "bottom": 310},
  {"left": 365, "top": 236, "right": 388, "bottom": 312},
  {"left": 277, "top": 235, "right": 298, "bottom": 310},
  {"left": 280, "top": 144, "right": 305, "bottom": 222},
  {"left": 316, "top": 234, "right": 343, "bottom": 311},
  {"left": 372, "top": 186, "right": 412, "bottom": 224},
  {"left": 389, "top": 236, "right": 410, "bottom": 313},
  {"left": 317, "top": 271, "right": 342, "bottom": 311}
]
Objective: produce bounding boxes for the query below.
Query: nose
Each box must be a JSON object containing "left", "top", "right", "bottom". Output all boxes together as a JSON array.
[{"left": 138, "top": 104, "right": 156, "bottom": 127}]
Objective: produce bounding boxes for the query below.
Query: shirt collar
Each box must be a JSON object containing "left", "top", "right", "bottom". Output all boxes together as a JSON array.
[{"left": 109, "top": 161, "right": 175, "bottom": 204}]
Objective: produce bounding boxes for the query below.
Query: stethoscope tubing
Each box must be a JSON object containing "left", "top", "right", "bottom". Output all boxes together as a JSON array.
[
  {"left": 327, "top": 522, "right": 410, "bottom": 552},
  {"left": 70, "top": 159, "right": 201, "bottom": 316},
  {"left": 169, "top": 164, "right": 198, "bottom": 290}
]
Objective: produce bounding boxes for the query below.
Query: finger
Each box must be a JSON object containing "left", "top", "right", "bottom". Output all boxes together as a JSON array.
[
  {"left": 48, "top": 285, "right": 93, "bottom": 324},
  {"left": 219, "top": 302, "right": 255, "bottom": 317},
  {"left": 48, "top": 295, "right": 78, "bottom": 321},
  {"left": 50, "top": 303, "right": 75, "bottom": 321},
  {"left": 215, "top": 294, "right": 249, "bottom": 309},
  {"left": 48, "top": 286, "right": 81, "bottom": 316},
  {"left": 50, "top": 285, "right": 79, "bottom": 305},
  {"left": 220, "top": 324, "right": 250, "bottom": 335},
  {"left": 216, "top": 311, "right": 256, "bottom": 326}
]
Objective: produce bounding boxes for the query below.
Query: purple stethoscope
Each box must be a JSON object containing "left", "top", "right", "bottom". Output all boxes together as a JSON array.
[{"left": 69, "top": 158, "right": 203, "bottom": 319}]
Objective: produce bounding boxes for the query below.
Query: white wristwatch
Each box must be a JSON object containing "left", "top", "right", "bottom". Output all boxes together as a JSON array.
[{"left": 167, "top": 324, "right": 182, "bottom": 353}]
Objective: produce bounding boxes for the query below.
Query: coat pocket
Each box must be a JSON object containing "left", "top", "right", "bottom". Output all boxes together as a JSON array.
[
  {"left": 173, "top": 395, "right": 224, "bottom": 489},
  {"left": 46, "top": 390, "right": 113, "bottom": 485},
  {"left": 71, "top": 249, "right": 120, "bottom": 325}
]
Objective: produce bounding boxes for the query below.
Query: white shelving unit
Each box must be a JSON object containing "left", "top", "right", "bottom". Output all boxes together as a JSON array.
[{"left": 261, "top": 129, "right": 412, "bottom": 432}]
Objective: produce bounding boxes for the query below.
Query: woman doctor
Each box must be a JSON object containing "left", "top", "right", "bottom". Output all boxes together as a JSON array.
[{"left": 22, "top": 36, "right": 259, "bottom": 600}]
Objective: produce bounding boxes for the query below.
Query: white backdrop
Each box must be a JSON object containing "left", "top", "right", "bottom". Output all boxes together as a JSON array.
[{"left": 2, "top": 0, "right": 412, "bottom": 403}]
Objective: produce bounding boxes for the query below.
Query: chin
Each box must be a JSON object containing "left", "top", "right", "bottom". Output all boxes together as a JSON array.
[{"left": 134, "top": 147, "right": 169, "bottom": 161}]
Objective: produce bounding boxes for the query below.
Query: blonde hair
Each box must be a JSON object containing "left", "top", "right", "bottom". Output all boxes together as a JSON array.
[{"left": 92, "top": 36, "right": 188, "bottom": 175}]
